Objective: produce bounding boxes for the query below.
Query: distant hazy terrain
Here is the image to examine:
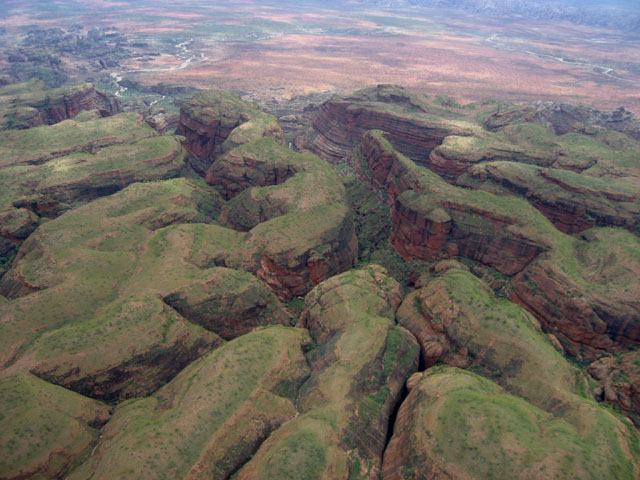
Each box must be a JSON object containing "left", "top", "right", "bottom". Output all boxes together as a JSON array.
[
  {"left": 355, "top": 0, "right": 640, "bottom": 31},
  {"left": 1, "top": 0, "right": 639, "bottom": 112}
]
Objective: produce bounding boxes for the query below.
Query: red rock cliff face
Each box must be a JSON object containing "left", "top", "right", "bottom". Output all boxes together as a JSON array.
[
  {"left": 310, "top": 94, "right": 467, "bottom": 164},
  {"left": 507, "top": 260, "right": 640, "bottom": 360},
  {"left": 463, "top": 164, "right": 640, "bottom": 235},
  {"left": 44, "top": 86, "right": 122, "bottom": 124},
  {"left": 206, "top": 148, "right": 297, "bottom": 200},
  {"left": 176, "top": 91, "right": 285, "bottom": 177},
  {"left": 361, "top": 131, "right": 546, "bottom": 276},
  {"left": 5, "top": 84, "right": 122, "bottom": 130},
  {"left": 176, "top": 103, "right": 247, "bottom": 176}
]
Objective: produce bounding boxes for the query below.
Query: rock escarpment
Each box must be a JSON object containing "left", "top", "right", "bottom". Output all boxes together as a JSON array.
[
  {"left": 310, "top": 86, "right": 640, "bottom": 238},
  {"left": 2, "top": 84, "right": 640, "bottom": 480},
  {"left": 460, "top": 162, "right": 640, "bottom": 234},
  {"left": 309, "top": 84, "right": 472, "bottom": 164},
  {"left": 235, "top": 266, "right": 419, "bottom": 479},
  {"left": 178, "top": 91, "right": 358, "bottom": 300},
  {"left": 177, "top": 90, "right": 285, "bottom": 176},
  {"left": 358, "top": 128, "right": 640, "bottom": 360},
  {"left": 384, "top": 266, "right": 640, "bottom": 479},
  {"left": 0, "top": 79, "right": 121, "bottom": 130},
  {"left": 507, "top": 228, "right": 640, "bottom": 360},
  {"left": 361, "top": 130, "right": 549, "bottom": 276},
  {"left": 484, "top": 101, "right": 640, "bottom": 140}
]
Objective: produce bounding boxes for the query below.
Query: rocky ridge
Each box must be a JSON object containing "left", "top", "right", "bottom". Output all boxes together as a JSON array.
[
  {"left": 1, "top": 83, "right": 640, "bottom": 480},
  {"left": 0, "top": 79, "right": 121, "bottom": 130}
]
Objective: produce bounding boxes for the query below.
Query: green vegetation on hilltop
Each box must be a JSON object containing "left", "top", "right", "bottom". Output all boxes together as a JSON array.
[
  {"left": 1, "top": 81, "right": 639, "bottom": 480},
  {"left": 0, "top": 112, "right": 154, "bottom": 168},
  {"left": 69, "top": 327, "right": 311, "bottom": 480},
  {"left": 387, "top": 367, "right": 639, "bottom": 480},
  {"left": 0, "top": 372, "right": 110, "bottom": 479},
  {"left": 236, "top": 266, "right": 419, "bottom": 479}
]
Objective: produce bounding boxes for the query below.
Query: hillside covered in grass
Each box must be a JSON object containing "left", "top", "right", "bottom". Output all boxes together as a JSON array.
[{"left": 1, "top": 82, "right": 639, "bottom": 479}]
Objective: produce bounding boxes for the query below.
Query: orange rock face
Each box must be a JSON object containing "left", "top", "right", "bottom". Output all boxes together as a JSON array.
[
  {"left": 507, "top": 260, "right": 640, "bottom": 360},
  {"left": 360, "top": 131, "right": 546, "bottom": 275},
  {"left": 310, "top": 86, "right": 468, "bottom": 164}
]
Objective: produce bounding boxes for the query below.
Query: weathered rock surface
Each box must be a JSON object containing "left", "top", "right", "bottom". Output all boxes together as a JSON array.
[
  {"left": 0, "top": 79, "right": 121, "bottom": 130},
  {"left": 309, "top": 84, "right": 473, "bottom": 163},
  {"left": 0, "top": 179, "right": 226, "bottom": 401},
  {"left": 208, "top": 137, "right": 298, "bottom": 201},
  {"left": 507, "top": 228, "right": 640, "bottom": 360},
  {"left": 361, "top": 128, "right": 640, "bottom": 360},
  {"left": 589, "top": 350, "right": 640, "bottom": 427},
  {"left": 177, "top": 90, "right": 284, "bottom": 176},
  {"left": 360, "top": 130, "right": 550, "bottom": 275},
  {"left": 67, "top": 327, "right": 312, "bottom": 480},
  {"left": 484, "top": 101, "right": 640, "bottom": 140},
  {"left": 178, "top": 91, "right": 358, "bottom": 300},
  {"left": 397, "top": 264, "right": 583, "bottom": 406},
  {"left": 383, "top": 367, "right": 640, "bottom": 480},
  {"left": 235, "top": 266, "right": 419, "bottom": 479},
  {"left": 460, "top": 162, "right": 640, "bottom": 234},
  {"left": 0, "top": 112, "right": 182, "bottom": 258},
  {"left": 163, "top": 267, "right": 291, "bottom": 340}
]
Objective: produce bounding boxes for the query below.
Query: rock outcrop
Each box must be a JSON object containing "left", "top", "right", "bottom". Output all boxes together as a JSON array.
[
  {"left": 0, "top": 114, "right": 184, "bottom": 258},
  {"left": 177, "top": 91, "right": 357, "bottom": 300},
  {"left": 589, "top": 350, "right": 640, "bottom": 427},
  {"left": 484, "top": 101, "right": 640, "bottom": 140},
  {"left": 360, "top": 130, "right": 550, "bottom": 275},
  {"left": 309, "top": 84, "right": 472, "bottom": 163},
  {"left": 360, "top": 129, "right": 640, "bottom": 360},
  {"left": 176, "top": 90, "right": 285, "bottom": 176},
  {"left": 235, "top": 266, "right": 419, "bottom": 479},
  {"left": 382, "top": 367, "right": 640, "bottom": 480},
  {"left": 67, "top": 327, "right": 312, "bottom": 480},
  {"left": 0, "top": 80, "right": 121, "bottom": 130},
  {"left": 163, "top": 267, "right": 291, "bottom": 340},
  {"left": 507, "top": 228, "right": 640, "bottom": 360},
  {"left": 459, "top": 162, "right": 640, "bottom": 234}
]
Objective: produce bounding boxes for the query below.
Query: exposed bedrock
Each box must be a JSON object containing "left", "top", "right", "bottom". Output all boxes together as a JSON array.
[
  {"left": 0, "top": 81, "right": 121, "bottom": 131},
  {"left": 385, "top": 266, "right": 640, "bottom": 479},
  {"left": 0, "top": 112, "right": 185, "bottom": 259},
  {"left": 588, "top": 350, "right": 640, "bottom": 427},
  {"left": 206, "top": 140, "right": 298, "bottom": 201},
  {"left": 484, "top": 101, "right": 640, "bottom": 140},
  {"left": 176, "top": 90, "right": 285, "bottom": 176},
  {"left": 163, "top": 267, "right": 292, "bottom": 340},
  {"left": 188, "top": 98, "right": 359, "bottom": 300},
  {"left": 460, "top": 162, "right": 640, "bottom": 235},
  {"left": 508, "top": 252, "right": 640, "bottom": 360},
  {"left": 382, "top": 367, "right": 640, "bottom": 480},
  {"left": 309, "top": 85, "right": 471, "bottom": 164},
  {"left": 361, "top": 130, "right": 548, "bottom": 275},
  {"left": 360, "top": 130, "right": 640, "bottom": 358},
  {"left": 66, "top": 327, "right": 313, "bottom": 480},
  {"left": 235, "top": 266, "right": 419, "bottom": 480}
]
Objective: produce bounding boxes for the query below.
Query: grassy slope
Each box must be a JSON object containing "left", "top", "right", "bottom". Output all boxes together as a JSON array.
[
  {"left": 235, "top": 266, "right": 419, "bottom": 480},
  {"left": 393, "top": 266, "right": 640, "bottom": 479},
  {"left": 68, "top": 327, "right": 311, "bottom": 480},
  {"left": 389, "top": 366, "right": 640, "bottom": 480},
  {"left": 0, "top": 371, "right": 110, "bottom": 479}
]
